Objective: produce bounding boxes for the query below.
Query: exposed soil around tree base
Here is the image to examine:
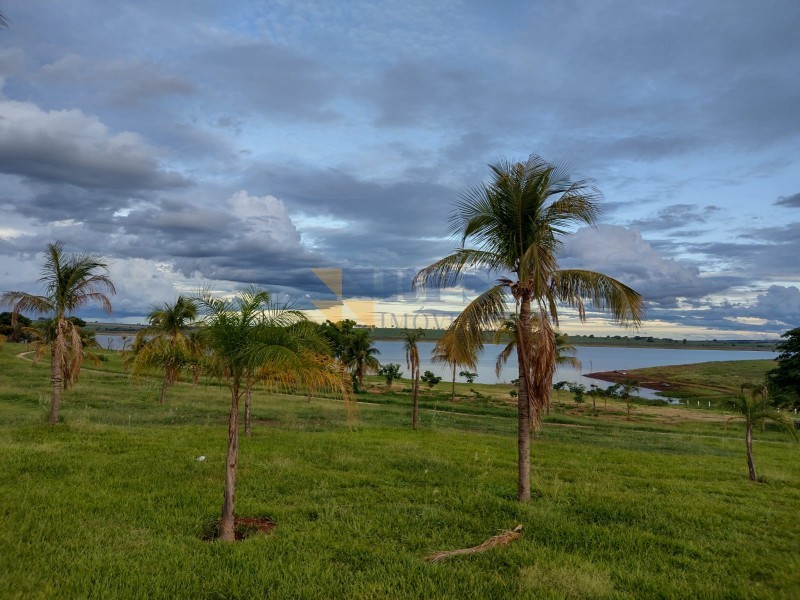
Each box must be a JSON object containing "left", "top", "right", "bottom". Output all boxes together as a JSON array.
[{"left": 234, "top": 517, "right": 277, "bottom": 540}]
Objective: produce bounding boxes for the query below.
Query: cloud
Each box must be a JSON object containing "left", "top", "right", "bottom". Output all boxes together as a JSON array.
[
  {"left": 775, "top": 193, "right": 800, "bottom": 208},
  {"left": 746, "top": 285, "right": 800, "bottom": 325},
  {"left": 0, "top": 97, "right": 188, "bottom": 193},
  {"left": 629, "top": 204, "right": 721, "bottom": 232},
  {"left": 559, "top": 225, "right": 741, "bottom": 306},
  {"left": 688, "top": 223, "right": 800, "bottom": 280}
]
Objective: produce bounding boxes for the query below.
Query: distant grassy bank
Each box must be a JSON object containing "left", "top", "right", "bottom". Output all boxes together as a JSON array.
[
  {"left": 1, "top": 342, "right": 798, "bottom": 598},
  {"left": 589, "top": 359, "right": 777, "bottom": 407}
]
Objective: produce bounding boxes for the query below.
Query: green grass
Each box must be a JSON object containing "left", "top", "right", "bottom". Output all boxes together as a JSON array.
[
  {"left": 617, "top": 360, "right": 776, "bottom": 406},
  {"left": 1, "top": 343, "right": 798, "bottom": 598}
]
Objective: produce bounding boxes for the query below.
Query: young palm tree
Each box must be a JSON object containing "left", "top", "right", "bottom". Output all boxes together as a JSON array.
[
  {"left": 415, "top": 156, "right": 644, "bottom": 501},
  {"left": 128, "top": 296, "right": 198, "bottom": 404},
  {"left": 342, "top": 329, "right": 381, "bottom": 388},
  {"left": 618, "top": 379, "right": 639, "bottom": 419},
  {"left": 403, "top": 328, "right": 425, "bottom": 429},
  {"left": 432, "top": 320, "right": 480, "bottom": 402},
  {"left": 1, "top": 241, "right": 115, "bottom": 424},
  {"left": 196, "top": 286, "right": 350, "bottom": 542},
  {"left": 727, "top": 384, "right": 797, "bottom": 482}
]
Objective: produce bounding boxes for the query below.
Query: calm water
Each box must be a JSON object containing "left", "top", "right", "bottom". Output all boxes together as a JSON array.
[
  {"left": 373, "top": 341, "right": 777, "bottom": 400},
  {"left": 97, "top": 335, "right": 776, "bottom": 400}
]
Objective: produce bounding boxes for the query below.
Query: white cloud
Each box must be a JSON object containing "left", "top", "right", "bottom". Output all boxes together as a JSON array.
[
  {"left": 559, "top": 225, "right": 738, "bottom": 306},
  {"left": 227, "top": 190, "right": 301, "bottom": 248}
]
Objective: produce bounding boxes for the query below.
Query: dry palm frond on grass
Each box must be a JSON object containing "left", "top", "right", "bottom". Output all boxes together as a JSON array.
[{"left": 425, "top": 524, "right": 524, "bottom": 562}]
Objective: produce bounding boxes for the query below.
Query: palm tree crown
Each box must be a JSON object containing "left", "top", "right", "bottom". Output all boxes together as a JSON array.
[{"left": 342, "top": 329, "right": 381, "bottom": 387}]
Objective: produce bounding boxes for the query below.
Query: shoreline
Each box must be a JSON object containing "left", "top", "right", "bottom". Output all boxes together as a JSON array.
[{"left": 585, "top": 370, "right": 673, "bottom": 392}]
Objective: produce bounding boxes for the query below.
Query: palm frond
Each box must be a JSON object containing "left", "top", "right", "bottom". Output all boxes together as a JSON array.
[
  {"left": 0, "top": 292, "right": 54, "bottom": 322},
  {"left": 551, "top": 269, "right": 644, "bottom": 326},
  {"left": 413, "top": 249, "right": 507, "bottom": 291}
]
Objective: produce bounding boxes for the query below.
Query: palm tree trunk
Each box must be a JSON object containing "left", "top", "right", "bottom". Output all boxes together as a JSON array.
[
  {"left": 245, "top": 379, "right": 252, "bottom": 438},
  {"left": 49, "top": 341, "right": 63, "bottom": 425},
  {"left": 220, "top": 383, "right": 240, "bottom": 542},
  {"left": 160, "top": 375, "right": 169, "bottom": 404},
  {"left": 746, "top": 423, "right": 757, "bottom": 481},
  {"left": 451, "top": 363, "right": 456, "bottom": 402},
  {"left": 516, "top": 296, "right": 532, "bottom": 502},
  {"left": 412, "top": 362, "right": 420, "bottom": 430}
]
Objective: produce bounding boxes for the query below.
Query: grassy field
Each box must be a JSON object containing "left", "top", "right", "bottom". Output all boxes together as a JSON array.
[{"left": 1, "top": 343, "right": 798, "bottom": 598}]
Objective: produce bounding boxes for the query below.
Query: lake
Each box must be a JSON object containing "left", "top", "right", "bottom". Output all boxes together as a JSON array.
[
  {"left": 96, "top": 335, "right": 776, "bottom": 400},
  {"left": 372, "top": 341, "right": 777, "bottom": 400}
]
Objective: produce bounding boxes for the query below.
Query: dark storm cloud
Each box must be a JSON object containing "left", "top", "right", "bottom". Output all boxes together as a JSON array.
[
  {"left": 775, "top": 193, "right": 800, "bottom": 208},
  {"left": 244, "top": 161, "right": 458, "bottom": 243},
  {"left": 0, "top": 98, "right": 189, "bottom": 193}
]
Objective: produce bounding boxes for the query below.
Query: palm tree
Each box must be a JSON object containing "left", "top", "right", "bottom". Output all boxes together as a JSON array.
[
  {"left": 1, "top": 241, "right": 115, "bottom": 424},
  {"left": 415, "top": 156, "right": 644, "bottom": 501},
  {"left": 196, "top": 286, "right": 349, "bottom": 542},
  {"left": 128, "top": 296, "right": 198, "bottom": 404},
  {"left": 432, "top": 321, "right": 480, "bottom": 402},
  {"left": 342, "top": 329, "right": 381, "bottom": 388},
  {"left": 403, "top": 328, "right": 425, "bottom": 429},
  {"left": 727, "top": 384, "right": 797, "bottom": 482}
]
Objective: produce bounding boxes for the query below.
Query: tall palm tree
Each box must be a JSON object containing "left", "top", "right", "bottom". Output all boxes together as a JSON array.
[
  {"left": 196, "top": 286, "right": 349, "bottom": 542},
  {"left": 128, "top": 296, "right": 198, "bottom": 404},
  {"left": 342, "top": 329, "right": 381, "bottom": 388},
  {"left": 403, "top": 328, "right": 425, "bottom": 429},
  {"left": 1, "top": 241, "right": 115, "bottom": 424},
  {"left": 727, "top": 384, "right": 797, "bottom": 482},
  {"left": 415, "top": 156, "right": 644, "bottom": 501}
]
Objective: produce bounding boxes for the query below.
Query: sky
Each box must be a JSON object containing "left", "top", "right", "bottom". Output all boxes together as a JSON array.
[{"left": 0, "top": 1, "right": 799, "bottom": 339}]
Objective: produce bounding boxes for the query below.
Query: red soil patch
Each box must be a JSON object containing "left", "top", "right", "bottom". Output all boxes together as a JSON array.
[{"left": 235, "top": 517, "right": 276, "bottom": 540}]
